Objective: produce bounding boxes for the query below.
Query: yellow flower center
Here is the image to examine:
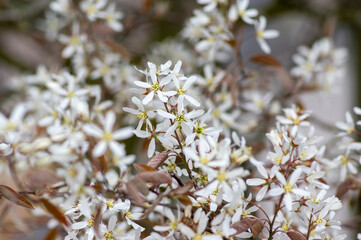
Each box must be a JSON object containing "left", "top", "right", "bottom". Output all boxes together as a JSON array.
[
  {"left": 70, "top": 36, "right": 80, "bottom": 45},
  {"left": 6, "top": 122, "right": 16, "bottom": 131},
  {"left": 194, "top": 233, "right": 202, "bottom": 240},
  {"left": 104, "top": 231, "right": 113, "bottom": 239},
  {"left": 177, "top": 88, "right": 186, "bottom": 95},
  {"left": 316, "top": 217, "right": 323, "bottom": 224},
  {"left": 256, "top": 101, "right": 264, "bottom": 109},
  {"left": 87, "top": 6, "right": 96, "bottom": 15},
  {"left": 67, "top": 91, "right": 74, "bottom": 99},
  {"left": 206, "top": 77, "right": 214, "bottom": 85},
  {"left": 281, "top": 224, "right": 289, "bottom": 231},
  {"left": 167, "top": 162, "right": 176, "bottom": 171},
  {"left": 151, "top": 82, "right": 159, "bottom": 92},
  {"left": 341, "top": 155, "right": 348, "bottom": 165},
  {"left": 103, "top": 132, "right": 113, "bottom": 142},
  {"left": 176, "top": 114, "right": 185, "bottom": 123},
  {"left": 105, "top": 200, "right": 114, "bottom": 209},
  {"left": 217, "top": 171, "right": 226, "bottom": 182},
  {"left": 213, "top": 109, "right": 220, "bottom": 118},
  {"left": 257, "top": 31, "right": 263, "bottom": 39},
  {"left": 199, "top": 156, "right": 209, "bottom": 165},
  {"left": 293, "top": 118, "right": 300, "bottom": 125},
  {"left": 88, "top": 217, "right": 94, "bottom": 227},
  {"left": 242, "top": 210, "right": 249, "bottom": 217},
  {"left": 137, "top": 111, "right": 147, "bottom": 120},
  {"left": 284, "top": 183, "right": 293, "bottom": 193},
  {"left": 125, "top": 212, "right": 132, "bottom": 219},
  {"left": 101, "top": 66, "right": 110, "bottom": 75},
  {"left": 275, "top": 157, "right": 282, "bottom": 164},
  {"left": 238, "top": 10, "right": 245, "bottom": 16},
  {"left": 106, "top": 14, "right": 114, "bottom": 22},
  {"left": 68, "top": 167, "right": 77, "bottom": 178},
  {"left": 170, "top": 220, "right": 178, "bottom": 230}
]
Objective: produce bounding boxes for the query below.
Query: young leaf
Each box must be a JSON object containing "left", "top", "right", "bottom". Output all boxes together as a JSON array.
[
  {"left": 126, "top": 178, "right": 147, "bottom": 205},
  {"left": 137, "top": 171, "right": 172, "bottom": 185},
  {"left": 336, "top": 177, "right": 358, "bottom": 199},
  {"left": 286, "top": 231, "right": 307, "bottom": 240},
  {"left": 134, "top": 164, "right": 156, "bottom": 172},
  {"left": 40, "top": 199, "right": 69, "bottom": 227},
  {"left": 250, "top": 55, "right": 282, "bottom": 67},
  {"left": 0, "top": 185, "right": 34, "bottom": 209},
  {"left": 43, "top": 228, "right": 58, "bottom": 240},
  {"left": 168, "top": 182, "right": 193, "bottom": 196},
  {"left": 231, "top": 217, "right": 259, "bottom": 235},
  {"left": 251, "top": 220, "right": 264, "bottom": 238},
  {"left": 147, "top": 152, "right": 168, "bottom": 169}
]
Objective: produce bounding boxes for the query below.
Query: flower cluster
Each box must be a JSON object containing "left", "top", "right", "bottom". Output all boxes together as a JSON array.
[{"left": 0, "top": 0, "right": 359, "bottom": 240}]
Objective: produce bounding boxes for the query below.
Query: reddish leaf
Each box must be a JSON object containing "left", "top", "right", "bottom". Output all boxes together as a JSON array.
[
  {"left": 147, "top": 152, "right": 168, "bottom": 169},
  {"left": 93, "top": 207, "right": 103, "bottom": 239},
  {"left": 231, "top": 217, "right": 259, "bottom": 235},
  {"left": 23, "top": 169, "right": 60, "bottom": 195},
  {"left": 286, "top": 231, "right": 307, "bottom": 240},
  {"left": 134, "top": 164, "right": 156, "bottom": 172},
  {"left": 137, "top": 171, "right": 172, "bottom": 185},
  {"left": 169, "top": 182, "right": 193, "bottom": 196},
  {"left": 177, "top": 195, "right": 192, "bottom": 206},
  {"left": 40, "top": 199, "right": 69, "bottom": 227},
  {"left": 336, "top": 177, "right": 358, "bottom": 199},
  {"left": 126, "top": 178, "right": 147, "bottom": 205},
  {"left": 251, "top": 220, "right": 264, "bottom": 238},
  {"left": 0, "top": 185, "right": 34, "bottom": 209},
  {"left": 250, "top": 55, "right": 282, "bottom": 67},
  {"left": 43, "top": 228, "right": 58, "bottom": 240}
]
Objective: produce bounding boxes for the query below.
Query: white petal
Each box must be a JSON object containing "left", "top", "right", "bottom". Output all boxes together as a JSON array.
[
  {"left": 109, "top": 141, "right": 124, "bottom": 157},
  {"left": 255, "top": 186, "right": 268, "bottom": 201},
  {"left": 142, "top": 92, "right": 154, "bottom": 105},
  {"left": 105, "top": 111, "right": 116, "bottom": 133},
  {"left": 269, "top": 187, "right": 284, "bottom": 196},
  {"left": 185, "top": 95, "right": 200, "bottom": 107},
  {"left": 71, "top": 221, "right": 88, "bottom": 230},
  {"left": 113, "top": 127, "right": 133, "bottom": 140},
  {"left": 134, "top": 81, "right": 151, "bottom": 88},
  {"left": 157, "top": 109, "right": 176, "bottom": 119},
  {"left": 83, "top": 124, "right": 103, "bottom": 138},
  {"left": 246, "top": 178, "right": 266, "bottom": 186},
  {"left": 147, "top": 138, "right": 155, "bottom": 158},
  {"left": 263, "top": 30, "right": 279, "bottom": 39},
  {"left": 93, "top": 141, "right": 107, "bottom": 157}
]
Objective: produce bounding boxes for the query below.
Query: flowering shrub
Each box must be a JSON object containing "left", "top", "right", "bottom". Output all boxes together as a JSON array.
[{"left": 0, "top": 0, "right": 360, "bottom": 240}]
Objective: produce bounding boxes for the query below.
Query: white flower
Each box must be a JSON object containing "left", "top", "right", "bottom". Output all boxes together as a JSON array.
[
  {"left": 98, "top": 4, "right": 124, "bottom": 32},
  {"left": 269, "top": 169, "right": 310, "bottom": 211},
  {"left": 246, "top": 164, "right": 274, "bottom": 201},
  {"left": 83, "top": 111, "right": 133, "bottom": 157},
  {"left": 47, "top": 72, "right": 88, "bottom": 110},
  {"left": 59, "top": 22, "right": 87, "bottom": 58},
  {"left": 228, "top": 0, "right": 258, "bottom": 24},
  {"left": 333, "top": 154, "right": 357, "bottom": 181},
  {"left": 198, "top": 0, "right": 228, "bottom": 12},
  {"left": 154, "top": 207, "right": 182, "bottom": 236},
  {"left": 123, "top": 96, "right": 154, "bottom": 131},
  {"left": 174, "top": 75, "right": 200, "bottom": 107},
  {"left": 336, "top": 111, "right": 355, "bottom": 134},
  {"left": 254, "top": 16, "right": 279, "bottom": 54},
  {"left": 0, "top": 143, "right": 13, "bottom": 156},
  {"left": 80, "top": 0, "right": 107, "bottom": 21},
  {"left": 134, "top": 62, "right": 176, "bottom": 105}
]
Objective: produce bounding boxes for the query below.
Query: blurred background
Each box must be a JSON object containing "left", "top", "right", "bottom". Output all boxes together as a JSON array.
[{"left": 0, "top": 0, "right": 360, "bottom": 239}]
